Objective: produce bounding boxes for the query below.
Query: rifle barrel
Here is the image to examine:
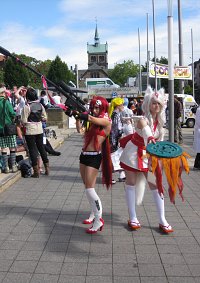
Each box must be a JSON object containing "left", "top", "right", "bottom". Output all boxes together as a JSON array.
[{"left": 0, "top": 46, "right": 86, "bottom": 112}]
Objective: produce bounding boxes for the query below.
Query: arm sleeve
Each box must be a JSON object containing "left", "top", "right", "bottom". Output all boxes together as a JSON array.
[
  {"left": 6, "top": 101, "right": 16, "bottom": 120},
  {"left": 21, "top": 105, "right": 30, "bottom": 124},
  {"left": 141, "top": 125, "right": 153, "bottom": 146},
  {"left": 41, "top": 105, "right": 47, "bottom": 121}
]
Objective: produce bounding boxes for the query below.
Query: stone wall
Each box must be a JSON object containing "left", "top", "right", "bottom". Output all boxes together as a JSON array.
[{"left": 46, "top": 108, "right": 69, "bottom": 129}]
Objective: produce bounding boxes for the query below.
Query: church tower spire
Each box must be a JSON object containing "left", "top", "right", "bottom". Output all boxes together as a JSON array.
[
  {"left": 94, "top": 20, "right": 100, "bottom": 46},
  {"left": 86, "top": 20, "right": 108, "bottom": 75}
]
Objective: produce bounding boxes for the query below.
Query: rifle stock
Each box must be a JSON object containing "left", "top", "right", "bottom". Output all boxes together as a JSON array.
[{"left": 0, "top": 46, "right": 86, "bottom": 113}]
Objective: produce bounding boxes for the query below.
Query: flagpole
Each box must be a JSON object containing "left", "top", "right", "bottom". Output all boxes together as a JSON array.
[
  {"left": 191, "top": 28, "right": 195, "bottom": 99},
  {"left": 146, "top": 13, "right": 149, "bottom": 87},
  {"left": 152, "top": 0, "right": 157, "bottom": 92},
  {"left": 138, "top": 28, "right": 142, "bottom": 94},
  {"left": 178, "top": 0, "right": 184, "bottom": 94},
  {"left": 168, "top": 0, "right": 174, "bottom": 142}
]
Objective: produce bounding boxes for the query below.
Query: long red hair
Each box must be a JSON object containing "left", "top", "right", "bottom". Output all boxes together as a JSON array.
[{"left": 84, "top": 96, "right": 112, "bottom": 189}]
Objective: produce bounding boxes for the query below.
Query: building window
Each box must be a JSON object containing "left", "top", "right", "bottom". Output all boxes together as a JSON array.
[
  {"left": 99, "top": 56, "right": 105, "bottom": 62},
  {"left": 91, "top": 56, "right": 96, "bottom": 62},
  {"left": 91, "top": 72, "right": 100, "bottom": 78}
]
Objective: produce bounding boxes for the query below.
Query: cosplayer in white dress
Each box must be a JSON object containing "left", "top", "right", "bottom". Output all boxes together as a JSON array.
[
  {"left": 121, "top": 97, "right": 134, "bottom": 136},
  {"left": 120, "top": 86, "right": 173, "bottom": 234}
]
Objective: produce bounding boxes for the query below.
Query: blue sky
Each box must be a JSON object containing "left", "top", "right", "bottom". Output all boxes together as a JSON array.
[{"left": 0, "top": 0, "right": 199, "bottom": 70}]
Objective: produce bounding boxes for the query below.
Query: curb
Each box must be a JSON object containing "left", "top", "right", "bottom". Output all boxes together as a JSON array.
[
  {"left": 0, "top": 171, "right": 21, "bottom": 194},
  {"left": 0, "top": 129, "right": 76, "bottom": 194}
]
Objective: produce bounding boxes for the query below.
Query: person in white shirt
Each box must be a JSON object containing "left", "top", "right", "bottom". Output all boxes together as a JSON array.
[
  {"left": 39, "top": 90, "right": 50, "bottom": 109},
  {"left": 121, "top": 97, "right": 134, "bottom": 136},
  {"left": 52, "top": 92, "right": 62, "bottom": 105},
  {"left": 14, "top": 86, "right": 27, "bottom": 117}
]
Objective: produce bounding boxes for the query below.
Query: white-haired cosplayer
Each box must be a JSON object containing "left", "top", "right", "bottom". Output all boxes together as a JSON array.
[{"left": 119, "top": 86, "right": 173, "bottom": 233}]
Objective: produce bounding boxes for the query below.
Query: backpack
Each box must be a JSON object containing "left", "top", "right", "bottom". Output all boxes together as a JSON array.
[
  {"left": 28, "top": 102, "right": 43, "bottom": 122},
  {"left": 18, "top": 159, "right": 32, "bottom": 178},
  {"left": 191, "top": 105, "right": 198, "bottom": 114}
]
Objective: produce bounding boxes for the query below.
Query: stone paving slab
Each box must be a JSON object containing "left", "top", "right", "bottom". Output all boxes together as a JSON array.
[{"left": 0, "top": 128, "right": 199, "bottom": 282}]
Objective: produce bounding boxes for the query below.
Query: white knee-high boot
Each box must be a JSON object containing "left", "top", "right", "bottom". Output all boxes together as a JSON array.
[
  {"left": 151, "top": 189, "right": 169, "bottom": 226},
  {"left": 85, "top": 188, "right": 104, "bottom": 233},
  {"left": 85, "top": 189, "right": 95, "bottom": 222},
  {"left": 125, "top": 184, "right": 139, "bottom": 223}
]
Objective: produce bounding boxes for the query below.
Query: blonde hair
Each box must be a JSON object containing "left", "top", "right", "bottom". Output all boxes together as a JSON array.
[{"left": 108, "top": 97, "right": 124, "bottom": 117}]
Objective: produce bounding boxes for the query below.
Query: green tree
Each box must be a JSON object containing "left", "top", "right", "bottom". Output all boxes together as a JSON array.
[
  {"left": 4, "top": 57, "right": 29, "bottom": 88},
  {"left": 3, "top": 54, "right": 52, "bottom": 89},
  {"left": 0, "top": 69, "right": 4, "bottom": 84},
  {"left": 47, "top": 56, "right": 73, "bottom": 85},
  {"left": 26, "top": 58, "right": 52, "bottom": 89},
  {"left": 2, "top": 52, "right": 75, "bottom": 89},
  {"left": 184, "top": 84, "right": 193, "bottom": 95},
  {"left": 108, "top": 60, "right": 139, "bottom": 87}
]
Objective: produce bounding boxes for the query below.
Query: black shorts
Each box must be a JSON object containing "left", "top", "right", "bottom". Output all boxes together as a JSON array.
[{"left": 80, "top": 152, "right": 102, "bottom": 170}]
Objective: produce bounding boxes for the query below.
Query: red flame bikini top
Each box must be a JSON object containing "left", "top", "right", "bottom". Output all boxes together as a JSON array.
[{"left": 96, "top": 128, "right": 106, "bottom": 137}]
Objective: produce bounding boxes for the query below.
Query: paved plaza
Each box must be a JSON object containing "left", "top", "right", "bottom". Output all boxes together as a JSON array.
[{"left": 0, "top": 129, "right": 200, "bottom": 283}]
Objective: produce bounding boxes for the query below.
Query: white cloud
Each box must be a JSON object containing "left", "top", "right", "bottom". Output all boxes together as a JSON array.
[
  {"left": 0, "top": 23, "right": 53, "bottom": 59},
  {"left": 0, "top": 0, "right": 199, "bottom": 72}
]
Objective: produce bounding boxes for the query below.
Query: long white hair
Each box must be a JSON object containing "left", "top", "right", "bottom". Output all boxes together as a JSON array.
[{"left": 142, "top": 86, "right": 166, "bottom": 140}]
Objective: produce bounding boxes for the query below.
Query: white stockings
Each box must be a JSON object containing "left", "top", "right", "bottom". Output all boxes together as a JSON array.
[
  {"left": 151, "top": 189, "right": 169, "bottom": 226},
  {"left": 125, "top": 184, "right": 139, "bottom": 223}
]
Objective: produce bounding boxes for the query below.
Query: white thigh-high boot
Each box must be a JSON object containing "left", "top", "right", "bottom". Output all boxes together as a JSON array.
[
  {"left": 85, "top": 188, "right": 104, "bottom": 234},
  {"left": 83, "top": 189, "right": 95, "bottom": 224},
  {"left": 152, "top": 189, "right": 173, "bottom": 232},
  {"left": 125, "top": 184, "right": 141, "bottom": 229}
]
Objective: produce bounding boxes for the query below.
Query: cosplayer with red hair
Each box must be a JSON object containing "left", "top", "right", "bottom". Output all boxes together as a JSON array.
[
  {"left": 75, "top": 96, "right": 112, "bottom": 234},
  {"left": 120, "top": 86, "right": 173, "bottom": 234}
]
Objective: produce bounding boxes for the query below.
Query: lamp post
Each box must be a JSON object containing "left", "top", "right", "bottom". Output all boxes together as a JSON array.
[{"left": 168, "top": 0, "right": 174, "bottom": 142}]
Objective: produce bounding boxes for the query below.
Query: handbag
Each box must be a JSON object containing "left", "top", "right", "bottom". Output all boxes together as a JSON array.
[
  {"left": 4, "top": 123, "right": 17, "bottom": 136},
  {"left": 2, "top": 99, "right": 17, "bottom": 136}
]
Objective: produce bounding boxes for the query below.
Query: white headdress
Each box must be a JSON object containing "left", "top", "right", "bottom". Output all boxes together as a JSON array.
[
  {"left": 142, "top": 86, "right": 166, "bottom": 140},
  {"left": 142, "top": 86, "right": 166, "bottom": 114}
]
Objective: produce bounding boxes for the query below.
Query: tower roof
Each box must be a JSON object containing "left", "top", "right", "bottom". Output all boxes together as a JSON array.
[{"left": 94, "top": 23, "right": 100, "bottom": 46}]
